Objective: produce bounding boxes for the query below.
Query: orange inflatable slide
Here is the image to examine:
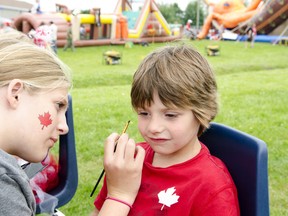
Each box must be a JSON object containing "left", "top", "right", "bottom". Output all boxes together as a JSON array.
[{"left": 197, "top": 0, "right": 288, "bottom": 39}]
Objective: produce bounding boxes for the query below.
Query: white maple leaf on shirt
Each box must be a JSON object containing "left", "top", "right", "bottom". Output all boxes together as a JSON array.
[{"left": 158, "top": 186, "right": 180, "bottom": 210}]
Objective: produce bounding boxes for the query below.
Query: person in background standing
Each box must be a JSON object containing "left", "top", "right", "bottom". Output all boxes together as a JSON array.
[
  {"left": 246, "top": 23, "right": 257, "bottom": 48},
  {"left": 30, "top": 0, "right": 42, "bottom": 14},
  {"left": 49, "top": 21, "right": 58, "bottom": 54},
  {"left": 183, "top": 19, "right": 196, "bottom": 39},
  {"left": 0, "top": 21, "right": 5, "bottom": 33},
  {"left": 63, "top": 22, "right": 75, "bottom": 52},
  {"left": 32, "top": 22, "right": 51, "bottom": 49},
  {"left": 80, "top": 24, "right": 86, "bottom": 40}
]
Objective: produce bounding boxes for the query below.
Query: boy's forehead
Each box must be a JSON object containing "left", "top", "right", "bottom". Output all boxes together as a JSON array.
[{"left": 142, "top": 95, "right": 178, "bottom": 109}]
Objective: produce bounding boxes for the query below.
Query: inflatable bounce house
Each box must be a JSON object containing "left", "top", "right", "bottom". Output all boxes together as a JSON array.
[
  {"left": 13, "top": 0, "right": 179, "bottom": 47},
  {"left": 197, "top": 0, "right": 288, "bottom": 43}
]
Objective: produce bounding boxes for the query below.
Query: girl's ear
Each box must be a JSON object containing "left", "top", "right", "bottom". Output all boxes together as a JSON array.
[{"left": 6, "top": 79, "right": 24, "bottom": 108}]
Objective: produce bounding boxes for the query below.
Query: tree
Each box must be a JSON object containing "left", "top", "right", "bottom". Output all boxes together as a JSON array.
[
  {"left": 158, "top": 3, "right": 184, "bottom": 24},
  {"left": 183, "top": 1, "right": 206, "bottom": 28}
]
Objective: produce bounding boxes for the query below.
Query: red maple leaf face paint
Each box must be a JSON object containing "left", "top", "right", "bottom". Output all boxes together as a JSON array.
[{"left": 38, "top": 112, "right": 53, "bottom": 130}]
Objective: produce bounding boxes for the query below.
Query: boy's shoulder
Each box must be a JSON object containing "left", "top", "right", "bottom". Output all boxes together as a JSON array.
[
  {"left": 197, "top": 144, "right": 234, "bottom": 185},
  {"left": 199, "top": 144, "right": 228, "bottom": 172}
]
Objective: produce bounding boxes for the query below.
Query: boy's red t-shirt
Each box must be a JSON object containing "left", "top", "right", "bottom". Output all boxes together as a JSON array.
[{"left": 94, "top": 143, "right": 240, "bottom": 216}]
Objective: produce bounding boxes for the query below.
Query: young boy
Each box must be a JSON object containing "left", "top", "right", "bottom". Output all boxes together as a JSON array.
[{"left": 92, "top": 44, "right": 240, "bottom": 215}]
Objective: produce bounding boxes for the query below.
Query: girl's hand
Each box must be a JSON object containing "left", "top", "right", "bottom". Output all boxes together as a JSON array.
[{"left": 103, "top": 133, "right": 145, "bottom": 205}]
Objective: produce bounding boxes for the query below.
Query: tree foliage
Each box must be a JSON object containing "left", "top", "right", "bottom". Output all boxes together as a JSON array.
[
  {"left": 158, "top": 3, "right": 184, "bottom": 24},
  {"left": 183, "top": 1, "right": 206, "bottom": 27},
  {"left": 158, "top": 1, "right": 206, "bottom": 26}
]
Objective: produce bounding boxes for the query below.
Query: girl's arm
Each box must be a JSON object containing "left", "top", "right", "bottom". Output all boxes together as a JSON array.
[{"left": 91, "top": 133, "right": 145, "bottom": 216}]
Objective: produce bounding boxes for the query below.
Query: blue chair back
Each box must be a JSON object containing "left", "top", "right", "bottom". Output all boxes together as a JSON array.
[
  {"left": 199, "top": 122, "right": 269, "bottom": 216},
  {"left": 36, "top": 95, "right": 78, "bottom": 214}
]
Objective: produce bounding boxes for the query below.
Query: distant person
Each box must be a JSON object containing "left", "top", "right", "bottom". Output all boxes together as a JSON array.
[
  {"left": 185, "top": 19, "right": 193, "bottom": 31},
  {"left": 183, "top": 19, "right": 196, "bottom": 39},
  {"left": 49, "top": 21, "right": 58, "bottom": 54},
  {"left": 0, "top": 21, "right": 5, "bottom": 33},
  {"left": 30, "top": 0, "right": 42, "bottom": 14},
  {"left": 63, "top": 22, "right": 75, "bottom": 52},
  {"left": 32, "top": 22, "right": 51, "bottom": 49},
  {"left": 246, "top": 23, "right": 257, "bottom": 48},
  {"left": 80, "top": 24, "right": 86, "bottom": 40},
  {"left": 0, "top": 20, "right": 13, "bottom": 33}
]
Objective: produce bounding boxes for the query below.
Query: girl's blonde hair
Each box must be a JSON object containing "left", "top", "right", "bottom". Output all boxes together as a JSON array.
[
  {"left": 0, "top": 31, "right": 72, "bottom": 93},
  {"left": 131, "top": 44, "right": 218, "bottom": 136}
]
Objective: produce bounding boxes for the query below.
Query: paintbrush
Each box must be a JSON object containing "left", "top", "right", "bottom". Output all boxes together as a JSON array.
[{"left": 90, "top": 120, "right": 131, "bottom": 197}]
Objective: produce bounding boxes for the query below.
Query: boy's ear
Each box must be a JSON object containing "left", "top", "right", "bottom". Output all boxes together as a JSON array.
[{"left": 6, "top": 79, "right": 24, "bottom": 108}]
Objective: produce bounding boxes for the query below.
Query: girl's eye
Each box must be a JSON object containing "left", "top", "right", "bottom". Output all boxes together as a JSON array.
[{"left": 56, "top": 102, "right": 67, "bottom": 110}]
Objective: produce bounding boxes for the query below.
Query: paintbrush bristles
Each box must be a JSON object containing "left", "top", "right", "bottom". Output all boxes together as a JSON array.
[{"left": 121, "top": 120, "right": 130, "bottom": 134}]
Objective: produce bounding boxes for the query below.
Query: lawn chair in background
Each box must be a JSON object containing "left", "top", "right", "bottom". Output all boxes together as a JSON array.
[
  {"left": 36, "top": 95, "right": 78, "bottom": 214},
  {"left": 199, "top": 122, "right": 269, "bottom": 216}
]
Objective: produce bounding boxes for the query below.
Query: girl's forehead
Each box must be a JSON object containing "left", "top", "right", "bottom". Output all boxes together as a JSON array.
[{"left": 43, "top": 88, "right": 68, "bottom": 99}]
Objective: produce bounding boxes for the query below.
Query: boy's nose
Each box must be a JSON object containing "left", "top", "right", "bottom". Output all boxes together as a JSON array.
[{"left": 147, "top": 117, "right": 163, "bottom": 134}]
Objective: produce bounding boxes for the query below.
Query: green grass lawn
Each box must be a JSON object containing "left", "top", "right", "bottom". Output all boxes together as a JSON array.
[{"left": 51, "top": 39, "right": 287, "bottom": 215}]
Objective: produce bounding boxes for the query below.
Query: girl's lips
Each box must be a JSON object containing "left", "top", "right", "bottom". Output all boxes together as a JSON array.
[{"left": 50, "top": 137, "right": 58, "bottom": 144}]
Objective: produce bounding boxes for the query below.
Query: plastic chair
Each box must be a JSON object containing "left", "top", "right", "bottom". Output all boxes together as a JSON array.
[
  {"left": 36, "top": 95, "right": 78, "bottom": 214},
  {"left": 199, "top": 122, "right": 269, "bottom": 216}
]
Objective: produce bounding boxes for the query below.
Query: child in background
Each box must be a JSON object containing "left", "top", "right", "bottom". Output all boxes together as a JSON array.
[
  {"left": 93, "top": 44, "right": 240, "bottom": 215},
  {"left": 48, "top": 21, "right": 58, "bottom": 54},
  {"left": 246, "top": 23, "right": 257, "bottom": 48},
  {"left": 0, "top": 31, "right": 144, "bottom": 216},
  {"left": 33, "top": 22, "right": 51, "bottom": 49}
]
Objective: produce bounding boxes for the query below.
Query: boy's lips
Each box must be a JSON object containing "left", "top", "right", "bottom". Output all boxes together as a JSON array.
[{"left": 149, "top": 137, "right": 169, "bottom": 143}]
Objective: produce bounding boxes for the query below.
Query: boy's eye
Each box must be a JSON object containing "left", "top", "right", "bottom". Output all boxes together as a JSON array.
[
  {"left": 165, "top": 113, "right": 178, "bottom": 118},
  {"left": 138, "top": 111, "right": 148, "bottom": 116}
]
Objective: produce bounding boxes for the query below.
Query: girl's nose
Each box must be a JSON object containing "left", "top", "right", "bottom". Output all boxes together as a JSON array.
[{"left": 58, "top": 114, "right": 69, "bottom": 135}]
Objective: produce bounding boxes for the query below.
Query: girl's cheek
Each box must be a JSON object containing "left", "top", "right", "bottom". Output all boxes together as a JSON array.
[{"left": 38, "top": 111, "right": 53, "bottom": 130}]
